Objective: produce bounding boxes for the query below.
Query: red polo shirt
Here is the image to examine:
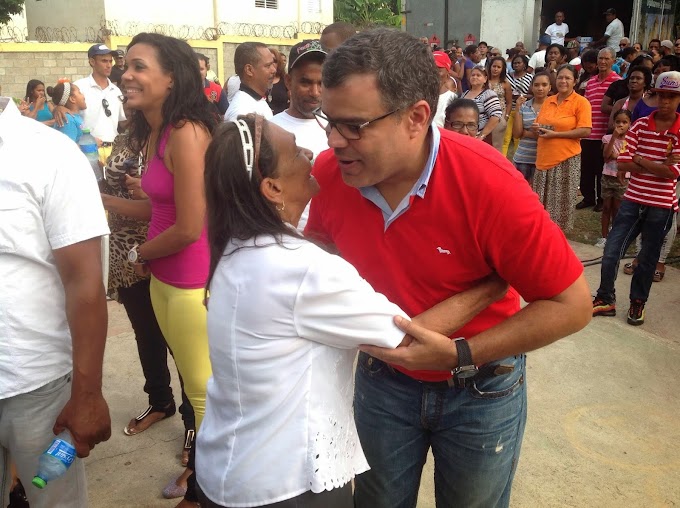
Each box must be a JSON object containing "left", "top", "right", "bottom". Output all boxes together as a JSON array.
[
  {"left": 585, "top": 71, "right": 621, "bottom": 140},
  {"left": 306, "top": 128, "right": 584, "bottom": 382}
]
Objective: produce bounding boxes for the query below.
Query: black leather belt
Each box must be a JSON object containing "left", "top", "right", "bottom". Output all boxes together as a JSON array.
[{"left": 101, "top": 142, "right": 113, "bottom": 147}]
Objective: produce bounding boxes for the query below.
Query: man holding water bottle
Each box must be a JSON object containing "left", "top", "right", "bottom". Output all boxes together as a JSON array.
[{"left": 0, "top": 96, "right": 111, "bottom": 506}]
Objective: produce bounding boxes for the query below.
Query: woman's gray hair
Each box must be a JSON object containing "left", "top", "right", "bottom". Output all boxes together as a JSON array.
[{"left": 322, "top": 28, "right": 439, "bottom": 122}]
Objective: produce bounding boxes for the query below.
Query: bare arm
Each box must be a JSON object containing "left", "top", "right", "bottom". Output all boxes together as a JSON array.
[
  {"left": 503, "top": 82, "right": 513, "bottom": 118},
  {"left": 538, "top": 126, "right": 591, "bottom": 139},
  {"left": 601, "top": 95, "right": 614, "bottom": 114},
  {"left": 361, "top": 274, "right": 592, "bottom": 371},
  {"left": 138, "top": 123, "right": 210, "bottom": 261},
  {"left": 101, "top": 193, "right": 152, "bottom": 221},
  {"left": 478, "top": 116, "right": 500, "bottom": 139},
  {"left": 603, "top": 135, "right": 622, "bottom": 161},
  {"left": 52, "top": 238, "right": 111, "bottom": 457},
  {"left": 618, "top": 158, "right": 678, "bottom": 179}
]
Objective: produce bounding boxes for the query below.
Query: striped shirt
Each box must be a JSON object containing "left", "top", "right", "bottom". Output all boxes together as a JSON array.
[
  {"left": 513, "top": 99, "right": 538, "bottom": 165},
  {"left": 508, "top": 72, "right": 534, "bottom": 98},
  {"left": 462, "top": 88, "right": 502, "bottom": 130},
  {"left": 585, "top": 71, "right": 621, "bottom": 140},
  {"left": 617, "top": 112, "right": 680, "bottom": 211}
]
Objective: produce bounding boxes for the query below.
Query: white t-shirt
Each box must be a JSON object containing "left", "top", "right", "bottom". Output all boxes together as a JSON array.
[
  {"left": 605, "top": 18, "right": 625, "bottom": 51},
  {"left": 545, "top": 23, "right": 569, "bottom": 45},
  {"left": 226, "top": 75, "right": 241, "bottom": 103},
  {"left": 224, "top": 89, "right": 273, "bottom": 122},
  {"left": 528, "top": 49, "right": 547, "bottom": 70},
  {"left": 270, "top": 111, "right": 330, "bottom": 231},
  {"left": 196, "top": 235, "right": 407, "bottom": 507},
  {"left": 0, "top": 102, "right": 110, "bottom": 399},
  {"left": 433, "top": 90, "right": 457, "bottom": 128},
  {"left": 73, "top": 74, "right": 126, "bottom": 143}
]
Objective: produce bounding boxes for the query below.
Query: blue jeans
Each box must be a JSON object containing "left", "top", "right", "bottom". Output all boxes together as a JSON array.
[
  {"left": 597, "top": 200, "right": 675, "bottom": 303},
  {"left": 354, "top": 352, "right": 527, "bottom": 508}
]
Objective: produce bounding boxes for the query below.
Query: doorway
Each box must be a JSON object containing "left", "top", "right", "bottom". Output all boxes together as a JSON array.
[{"left": 540, "top": 0, "right": 633, "bottom": 42}]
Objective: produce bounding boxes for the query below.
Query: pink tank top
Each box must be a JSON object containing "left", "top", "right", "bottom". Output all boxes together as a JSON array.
[{"left": 141, "top": 127, "right": 209, "bottom": 289}]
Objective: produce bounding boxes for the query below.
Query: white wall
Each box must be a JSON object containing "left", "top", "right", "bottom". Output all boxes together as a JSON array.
[
  {"left": 218, "top": 0, "right": 332, "bottom": 27},
  {"left": 104, "top": 0, "right": 214, "bottom": 28},
  {"left": 480, "top": 0, "right": 533, "bottom": 54},
  {"left": 25, "top": 0, "right": 105, "bottom": 38}
]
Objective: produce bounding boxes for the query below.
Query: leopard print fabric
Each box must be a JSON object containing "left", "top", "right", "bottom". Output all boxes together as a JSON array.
[{"left": 102, "top": 133, "right": 149, "bottom": 302}]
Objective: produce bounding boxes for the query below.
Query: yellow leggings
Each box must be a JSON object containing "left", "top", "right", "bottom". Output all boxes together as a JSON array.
[
  {"left": 502, "top": 110, "right": 517, "bottom": 157},
  {"left": 149, "top": 275, "right": 212, "bottom": 429}
]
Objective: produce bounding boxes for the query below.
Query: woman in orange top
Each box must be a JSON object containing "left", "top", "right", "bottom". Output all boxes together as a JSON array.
[{"left": 533, "top": 64, "right": 592, "bottom": 231}]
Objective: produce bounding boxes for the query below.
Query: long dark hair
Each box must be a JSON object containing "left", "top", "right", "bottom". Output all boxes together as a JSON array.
[
  {"left": 204, "top": 115, "right": 299, "bottom": 293},
  {"left": 126, "top": 33, "right": 218, "bottom": 153},
  {"left": 486, "top": 56, "right": 508, "bottom": 81},
  {"left": 25, "top": 79, "right": 44, "bottom": 102}
]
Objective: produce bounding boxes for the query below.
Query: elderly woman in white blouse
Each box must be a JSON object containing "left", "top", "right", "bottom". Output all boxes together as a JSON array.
[{"left": 196, "top": 114, "right": 504, "bottom": 508}]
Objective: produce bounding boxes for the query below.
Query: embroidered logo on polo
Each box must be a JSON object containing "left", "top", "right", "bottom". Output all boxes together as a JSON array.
[{"left": 437, "top": 247, "right": 451, "bottom": 255}]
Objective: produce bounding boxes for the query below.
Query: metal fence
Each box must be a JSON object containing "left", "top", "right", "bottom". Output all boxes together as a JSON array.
[{"left": 0, "top": 19, "right": 326, "bottom": 43}]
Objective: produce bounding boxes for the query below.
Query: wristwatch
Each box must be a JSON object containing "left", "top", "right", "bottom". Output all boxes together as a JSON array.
[
  {"left": 451, "top": 338, "right": 478, "bottom": 380},
  {"left": 127, "top": 244, "right": 146, "bottom": 264}
]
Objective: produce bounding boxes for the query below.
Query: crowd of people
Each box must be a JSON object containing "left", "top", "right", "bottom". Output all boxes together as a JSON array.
[{"left": 0, "top": 7, "right": 677, "bottom": 508}]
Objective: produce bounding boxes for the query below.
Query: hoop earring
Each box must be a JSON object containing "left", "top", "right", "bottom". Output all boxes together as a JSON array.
[{"left": 276, "top": 201, "right": 286, "bottom": 212}]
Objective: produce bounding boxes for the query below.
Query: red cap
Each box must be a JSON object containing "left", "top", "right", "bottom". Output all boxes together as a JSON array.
[{"left": 433, "top": 51, "right": 452, "bottom": 72}]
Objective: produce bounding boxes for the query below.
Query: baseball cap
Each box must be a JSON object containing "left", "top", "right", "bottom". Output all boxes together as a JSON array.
[
  {"left": 432, "top": 50, "right": 452, "bottom": 71},
  {"left": 288, "top": 40, "right": 327, "bottom": 72},
  {"left": 114, "top": 49, "right": 125, "bottom": 58},
  {"left": 661, "top": 40, "right": 674, "bottom": 50},
  {"left": 652, "top": 71, "right": 680, "bottom": 94},
  {"left": 565, "top": 40, "right": 579, "bottom": 49},
  {"left": 603, "top": 8, "right": 617, "bottom": 15},
  {"left": 538, "top": 34, "right": 551, "bottom": 45},
  {"left": 88, "top": 44, "right": 116, "bottom": 58}
]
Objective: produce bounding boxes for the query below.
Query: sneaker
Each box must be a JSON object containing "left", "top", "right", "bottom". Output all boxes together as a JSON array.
[
  {"left": 594, "top": 237, "right": 607, "bottom": 248},
  {"left": 593, "top": 298, "right": 616, "bottom": 316},
  {"left": 627, "top": 299, "right": 645, "bottom": 326}
]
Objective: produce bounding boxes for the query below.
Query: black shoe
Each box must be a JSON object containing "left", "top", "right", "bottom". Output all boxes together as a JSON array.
[
  {"left": 576, "top": 200, "right": 595, "bottom": 210},
  {"left": 627, "top": 299, "right": 645, "bottom": 326},
  {"left": 593, "top": 202, "right": 604, "bottom": 212}
]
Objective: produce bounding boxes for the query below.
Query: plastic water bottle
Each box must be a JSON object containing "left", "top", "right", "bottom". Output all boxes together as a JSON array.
[
  {"left": 78, "top": 128, "right": 104, "bottom": 184},
  {"left": 32, "top": 431, "right": 76, "bottom": 489}
]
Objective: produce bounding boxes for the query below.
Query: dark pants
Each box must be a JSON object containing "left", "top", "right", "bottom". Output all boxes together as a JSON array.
[
  {"left": 597, "top": 200, "right": 675, "bottom": 303},
  {"left": 117, "top": 278, "right": 195, "bottom": 429},
  {"left": 580, "top": 139, "right": 604, "bottom": 204},
  {"left": 196, "top": 481, "right": 352, "bottom": 508}
]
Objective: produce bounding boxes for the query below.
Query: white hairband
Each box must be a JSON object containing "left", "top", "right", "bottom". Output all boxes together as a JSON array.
[
  {"left": 232, "top": 119, "right": 254, "bottom": 181},
  {"left": 58, "top": 82, "right": 71, "bottom": 107}
]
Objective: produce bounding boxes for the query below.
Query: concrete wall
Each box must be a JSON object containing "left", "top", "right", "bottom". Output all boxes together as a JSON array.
[
  {"left": 480, "top": 0, "right": 534, "bottom": 54},
  {"left": 219, "top": 0, "right": 332, "bottom": 26},
  {"left": 105, "top": 0, "right": 214, "bottom": 28},
  {"left": 25, "top": 0, "right": 105, "bottom": 38}
]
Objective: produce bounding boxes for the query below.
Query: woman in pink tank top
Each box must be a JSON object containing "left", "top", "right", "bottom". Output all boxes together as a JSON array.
[{"left": 101, "top": 33, "right": 217, "bottom": 507}]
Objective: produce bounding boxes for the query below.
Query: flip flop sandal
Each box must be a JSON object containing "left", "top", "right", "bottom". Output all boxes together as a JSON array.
[
  {"left": 623, "top": 262, "right": 636, "bottom": 275},
  {"left": 123, "top": 403, "right": 176, "bottom": 436},
  {"left": 653, "top": 270, "right": 665, "bottom": 282},
  {"left": 181, "top": 428, "right": 195, "bottom": 467}
]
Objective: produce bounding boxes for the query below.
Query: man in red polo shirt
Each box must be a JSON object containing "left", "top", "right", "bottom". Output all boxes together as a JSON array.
[
  {"left": 307, "top": 28, "right": 592, "bottom": 508},
  {"left": 579, "top": 47, "right": 621, "bottom": 211},
  {"left": 592, "top": 71, "right": 680, "bottom": 325}
]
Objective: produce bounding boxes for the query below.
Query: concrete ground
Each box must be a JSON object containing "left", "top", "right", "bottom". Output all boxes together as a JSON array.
[{"left": 82, "top": 241, "right": 680, "bottom": 508}]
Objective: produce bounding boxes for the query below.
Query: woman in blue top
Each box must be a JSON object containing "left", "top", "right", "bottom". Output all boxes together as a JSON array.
[
  {"left": 46, "top": 82, "right": 87, "bottom": 142},
  {"left": 23, "top": 79, "right": 55, "bottom": 125}
]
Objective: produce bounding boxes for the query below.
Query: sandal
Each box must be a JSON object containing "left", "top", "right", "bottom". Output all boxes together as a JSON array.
[
  {"left": 653, "top": 270, "right": 665, "bottom": 282},
  {"left": 123, "top": 402, "right": 176, "bottom": 436},
  {"left": 181, "top": 428, "right": 195, "bottom": 467},
  {"left": 623, "top": 262, "right": 637, "bottom": 275}
]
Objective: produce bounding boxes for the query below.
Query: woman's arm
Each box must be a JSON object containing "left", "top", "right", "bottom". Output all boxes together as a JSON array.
[
  {"left": 601, "top": 95, "right": 614, "bottom": 114},
  {"left": 138, "top": 122, "right": 211, "bottom": 261},
  {"left": 101, "top": 194, "right": 152, "bottom": 221},
  {"left": 512, "top": 104, "right": 525, "bottom": 139},
  {"left": 603, "top": 135, "right": 621, "bottom": 161},
  {"left": 503, "top": 81, "right": 513, "bottom": 118},
  {"left": 478, "top": 91, "right": 502, "bottom": 139}
]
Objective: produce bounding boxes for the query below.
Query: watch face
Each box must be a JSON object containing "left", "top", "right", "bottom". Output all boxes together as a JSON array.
[
  {"left": 127, "top": 249, "right": 138, "bottom": 263},
  {"left": 455, "top": 365, "right": 479, "bottom": 379}
]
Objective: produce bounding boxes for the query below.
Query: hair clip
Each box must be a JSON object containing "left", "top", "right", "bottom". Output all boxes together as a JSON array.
[{"left": 232, "top": 119, "right": 254, "bottom": 180}]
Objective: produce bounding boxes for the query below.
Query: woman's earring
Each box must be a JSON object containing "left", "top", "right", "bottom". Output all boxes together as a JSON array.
[{"left": 276, "top": 201, "right": 286, "bottom": 212}]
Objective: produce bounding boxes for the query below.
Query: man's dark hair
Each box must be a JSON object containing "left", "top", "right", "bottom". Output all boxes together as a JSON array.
[
  {"left": 580, "top": 49, "right": 599, "bottom": 64},
  {"left": 621, "top": 47, "right": 637, "bottom": 59},
  {"left": 322, "top": 28, "right": 439, "bottom": 122},
  {"left": 650, "top": 38, "right": 661, "bottom": 45},
  {"left": 478, "top": 41, "right": 488, "bottom": 47},
  {"left": 464, "top": 44, "right": 478, "bottom": 56},
  {"left": 444, "top": 98, "right": 479, "bottom": 119},
  {"left": 658, "top": 55, "right": 680, "bottom": 71},
  {"left": 321, "top": 22, "right": 356, "bottom": 42},
  {"left": 234, "top": 42, "right": 268, "bottom": 77},
  {"left": 196, "top": 52, "right": 209, "bottom": 65}
]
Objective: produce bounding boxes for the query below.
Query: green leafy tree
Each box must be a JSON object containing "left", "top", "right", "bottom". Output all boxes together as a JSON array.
[
  {"left": 0, "top": 0, "right": 24, "bottom": 25},
  {"left": 333, "top": 0, "right": 401, "bottom": 29}
]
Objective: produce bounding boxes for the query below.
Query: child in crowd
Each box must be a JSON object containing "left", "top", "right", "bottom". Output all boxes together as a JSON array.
[
  {"left": 596, "top": 109, "right": 631, "bottom": 248},
  {"left": 46, "top": 81, "right": 86, "bottom": 142}
]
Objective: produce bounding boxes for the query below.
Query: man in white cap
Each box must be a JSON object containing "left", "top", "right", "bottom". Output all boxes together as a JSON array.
[
  {"left": 660, "top": 40, "right": 674, "bottom": 57},
  {"left": 593, "top": 71, "right": 680, "bottom": 326},
  {"left": 591, "top": 8, "right": 625, "bottom": 52}
]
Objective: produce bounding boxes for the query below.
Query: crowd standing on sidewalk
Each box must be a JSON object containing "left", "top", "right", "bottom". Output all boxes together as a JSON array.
[{"left": 1, "top": 5, "right": 678, "bottom": 508}]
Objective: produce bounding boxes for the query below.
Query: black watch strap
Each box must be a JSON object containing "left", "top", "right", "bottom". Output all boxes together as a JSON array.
[{"left": 454, "top": 338, "right": 473, "bottom": 368}]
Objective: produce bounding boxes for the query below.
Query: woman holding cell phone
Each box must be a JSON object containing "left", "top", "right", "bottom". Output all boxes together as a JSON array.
[{"left": 532, "top": 64, "right": 592, "bottom": 231}]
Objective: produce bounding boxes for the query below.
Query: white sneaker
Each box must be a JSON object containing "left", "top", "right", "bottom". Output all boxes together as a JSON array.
[{"left": 594, "top": 237, "right": 607, "bottom": 248}]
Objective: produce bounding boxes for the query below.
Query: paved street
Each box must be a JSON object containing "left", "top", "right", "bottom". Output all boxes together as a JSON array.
[{"left": 84, "top": 242, "right": 680, "bottom": 507}]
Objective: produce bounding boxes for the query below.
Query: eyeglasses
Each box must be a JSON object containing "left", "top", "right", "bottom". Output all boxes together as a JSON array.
[
  {"left": 102, "top": 98, "right": 111, "bottom": 117},
  {"left": 313, "top": 108, "right": 401, "bottom": 140},
  {"left": 445, "top": 121, "right": 478, "bottom": 133}
]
